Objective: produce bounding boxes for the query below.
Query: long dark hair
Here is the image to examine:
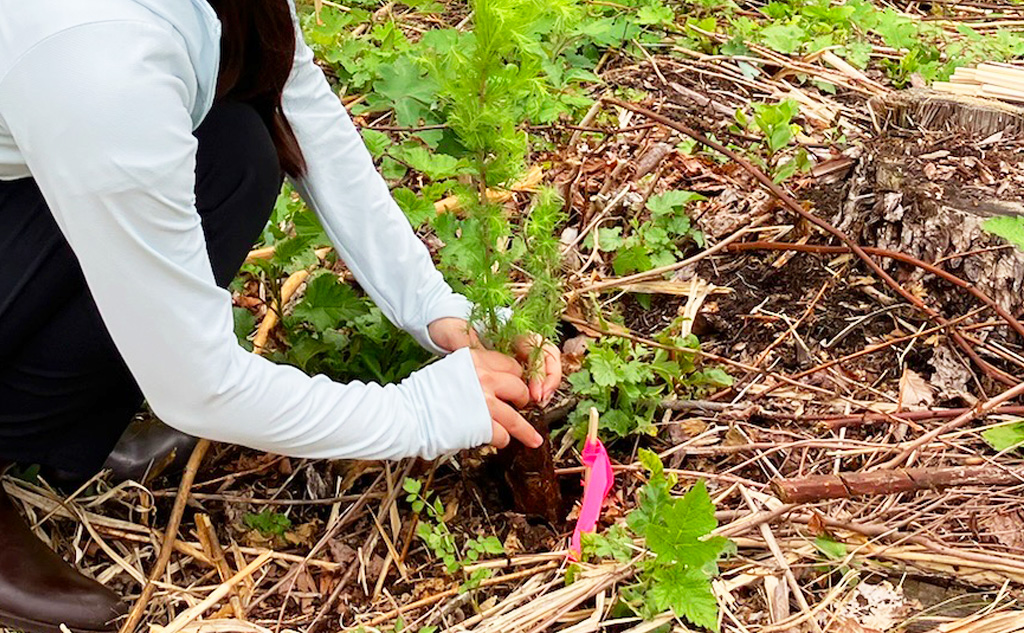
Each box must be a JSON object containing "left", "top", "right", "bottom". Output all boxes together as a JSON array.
[{"left": 209, "top": 0, "right": 306, "bottom": 177}]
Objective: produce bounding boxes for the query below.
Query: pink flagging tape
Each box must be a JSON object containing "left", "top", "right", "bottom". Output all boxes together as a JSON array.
[{"left": 568, "top": 436, "right": 614, "bottom": 560}]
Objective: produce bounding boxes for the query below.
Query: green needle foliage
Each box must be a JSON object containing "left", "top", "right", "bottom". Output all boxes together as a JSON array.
[{"left": 425, "top": 0, "right": 573, "bottom": 356}]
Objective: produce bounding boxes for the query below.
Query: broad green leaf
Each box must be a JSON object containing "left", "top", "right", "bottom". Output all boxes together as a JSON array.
[
  {"left": 649, "top": 566, "right": 719, "bottom": 631},
  {"left": 293, "top": 273, "right": 364, "bottom": 331},
  {"left": 638, "top": 448, "right": 665, "bottom": 480},
  {"left": 636, "top": 2, "right": 675, "bottom": 25},
  {"left": 581, "top": 525, "right": 634, "bottom": 562},
  {"left": 983, "top": 420, "right": 1024, "bottom": 452},
  {"left": 875, "top": 10, "right": 919, "bottom": 49},
  {"left": 395, "top": 145, "right": 461, "bottom": 181},
  {"left": 393, "top": 188, "right": 438, "bottom": 228},
  {"left": 645, "top": 481, "right": 729, "bottom": 568},
  {"left": 815, "top": 536, "right": 847, "bottom": 560},
  {"left": 602, "top": 409, "right": 635, "bottom": 437},
  {"left": 233, "top": 307, "right": 256, "bottom": 348},
  {"left": 596, "top": 227, "right": 624, "bottom": 252},
  {"left": 612, "top": 244, "right": 653, "bottom": 276},
  {"left": 588, "top": 348, "right": 622, "bottom": 387},
  {"left": 371, "top": 58, "right": 439, "bottom": 126},
  {"left": 403, "top": 478, "right": 422, "bottom": 495},
  {"left": 983, "top": 215, "right": 1024, "bottom": 252},
  {"left": 760, "top": 23, "right": 806, "bottom": 54},
  {"left": 361, "top": 129, "right": 392, "bottom": 158},
  {"left": 646, "top": 190, "right": 704, "bottom": 216}
]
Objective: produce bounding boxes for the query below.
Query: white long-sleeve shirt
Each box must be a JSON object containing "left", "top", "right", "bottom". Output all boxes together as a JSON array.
[{"left": 0, "top": 0, "right": 493, "bottom": 459}]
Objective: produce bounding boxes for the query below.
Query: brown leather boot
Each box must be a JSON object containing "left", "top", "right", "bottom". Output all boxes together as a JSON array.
[
  {"left": 0, "top": 486, "right": 124, "bottom": 633},
  {"left": 103, "top": 416, "right": 198, "bottom": 484}
]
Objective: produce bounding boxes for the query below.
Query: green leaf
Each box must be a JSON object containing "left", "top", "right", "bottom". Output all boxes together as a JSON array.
[
  {"left": 403, "top": 477, "right": 423, "bottom": 495},
  {"left": 815, "top": 536, "right": 847, "bottom": 560},
  {"left": 636, "top": 2, "right": 675, "bottom": 25},
  {"left": 698, "top": 368, "right": 734, "bottom": 388},
  {"left": 875, "top": 10, "right": 919, "bottom": 50},
  {"left": 372, "top": 58, "right": 439, "bottom": 126},
  {"left": 582, "top": 525, "right": 634, "bottom": 562},
  {"left": 243, "top": 510, "right": 292, "bottom": 537},
  {"left": 395, "top": 145, "right": 461, "bottom": 181},
  {"left": 637, "top": 448, "right": 664, "bottom": 480},
  {"left": 983, "top": 420, "right": 1024, "bottom": 452},
  {"left": 649, "top": 565, "right": 719, "bottom": 631},
  {"left": 645, "top": 481, "right": 728, "bottom": 568},
  {"left": 362, "top": 129, "right": 393, "bottom": 158},
  {"left": 293, "top": 272, "right": 364, "bottom": 330},
  {"left": 393, "top": 188, "right": 437, "bottom": 228},
  {"left": 612, "top": 244, "right": 653, "bottom": 276},
  {"left": 596, "top": 226, "right": 624, "bottom": 252},
  {"left": 983, "top": 215, "right": 1024, "bottom": 252},
  {"left": 602, "top": 409, "right": 635, "bottom": 437},
  {"left": 233, "top": 307, "right": 256, "bottom": 349},
  {"left": 646, "top": 191, "right": 704, "bottom": 216},
  {"left": 760, "top": 23, "right": 806, "bottom": 54},
  {"left": 589, "top": 349, "right": 622, "bottom": 387}
]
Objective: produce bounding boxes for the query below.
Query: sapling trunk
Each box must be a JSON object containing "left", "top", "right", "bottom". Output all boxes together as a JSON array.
[{"left": 499, "top": 411, "right": 563, "bottom": 524}]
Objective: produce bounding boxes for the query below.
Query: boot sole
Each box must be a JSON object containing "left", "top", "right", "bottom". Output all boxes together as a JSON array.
[{"left": 0, "top": 608, "right": 117, "bottom": 633}]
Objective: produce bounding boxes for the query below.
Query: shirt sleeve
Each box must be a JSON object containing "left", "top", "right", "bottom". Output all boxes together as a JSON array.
[
  {"left": 280, "top": 6, "right": 474, "bottom": 357},
  {"left": 0, "top": 21, "right": 492, "bottom": 460}
]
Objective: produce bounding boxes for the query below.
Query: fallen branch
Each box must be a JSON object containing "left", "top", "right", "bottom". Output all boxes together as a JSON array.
[
  {"left": 878, "top": 380, "right": 1024, "bottom": 469},
  {"left": 772, "top": 465, "right": 1024, "bottom": 503},
  {"left": 823, "top": 406, "right": 1024, "bottom": 429}
]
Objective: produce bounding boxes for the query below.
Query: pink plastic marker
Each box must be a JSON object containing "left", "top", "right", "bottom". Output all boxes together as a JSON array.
[{"left": 569, "top": 408, "right": 615, "bottom": 560}]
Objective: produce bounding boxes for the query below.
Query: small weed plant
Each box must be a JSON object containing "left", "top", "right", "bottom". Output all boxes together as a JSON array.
[
  {"left": 581, "top": 450, "right": 731, "bottom": 631},
  {"left": 403, "top": 477, "right": 505, "bottom": 589}
]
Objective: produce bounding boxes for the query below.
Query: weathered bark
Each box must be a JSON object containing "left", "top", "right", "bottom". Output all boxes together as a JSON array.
[
  {"left": 832, "top": 90, "right": 1024, "bottom": 317},
  {"left": 772, "top": 465, "right": 1024, "bottom": 503},
  {"left": 500, "top": 411, "right": 564, "bottom": 525}
]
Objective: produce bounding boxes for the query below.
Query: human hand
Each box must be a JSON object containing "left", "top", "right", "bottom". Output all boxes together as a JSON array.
[
  {"left": 513, "top": 334, "right": 562, "bottom": 407},
  {"left": 469, "top": 347, "right": 543, "bottom": 449},
  {"left": 428, "top": 318, "right": 563, "bottom": 406},
  {"left": 427, "top": 317, "right": 480, "bottom": 353}
]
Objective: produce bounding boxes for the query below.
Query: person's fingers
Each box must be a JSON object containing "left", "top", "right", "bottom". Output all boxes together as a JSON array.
[
  {"left": 529, "top": 376, "right": 544, "bottom": 403},
  {"left": 489, "top": 399, "right": 543, "bottom": 448},
  {"left": 541, "top": 343, "right": 562, "bottom": 405},
  {"left": 513, "top": 333, "right": 544, "bottom": 364},
  {"left": 472, "top": 348, "right": 524, "bottom": 378},
  {"left": 486, "top": 371, "right": 530, "bottom": 408},
  {"left": 490, "top": 420, "right": 511, "bottom": 449}
]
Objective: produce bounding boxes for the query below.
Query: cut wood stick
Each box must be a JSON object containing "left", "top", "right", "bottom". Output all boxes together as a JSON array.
[
  {"left": 771, "top": 465, "right": 1024, "bottom": 504},
  {"left": 121, "top": 441, "right": 211, "bottom": 633},
  {"left": 251, "top": 269, "right": 310, "bottom": 354},
  {"left": 150, "top": 551, "right": 273, "bottom": 633},
  {"left": 195, "top": 514, "right": 245, "bottom": 620}
]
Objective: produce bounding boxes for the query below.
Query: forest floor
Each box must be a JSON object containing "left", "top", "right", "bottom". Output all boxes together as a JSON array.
[{"left": 6, "top": 0, "right": 1024, "bottom": 632}]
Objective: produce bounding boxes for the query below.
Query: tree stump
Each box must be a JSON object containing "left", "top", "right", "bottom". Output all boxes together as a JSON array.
[{"left": 832, "top": 89, "right": 1024, "bottom": 317}]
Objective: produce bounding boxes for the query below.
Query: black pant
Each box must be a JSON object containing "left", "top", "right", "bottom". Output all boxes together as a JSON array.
[{"left": 0, "top": 102, "right": 280, "bottom": 478}]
